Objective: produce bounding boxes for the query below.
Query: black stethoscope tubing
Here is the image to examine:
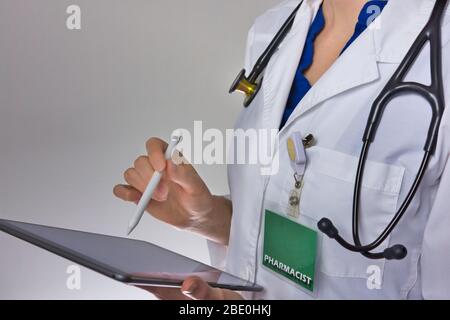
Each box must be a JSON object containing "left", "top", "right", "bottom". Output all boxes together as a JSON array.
[
  {"left": 320, "top": 0, "right": 446, "bottom": 260},
  {"left": 246, "top": 1, "right": 303, "bottom": 85},
  {"left": 230, "top": 0, "right": 448, "bottom": 260}
]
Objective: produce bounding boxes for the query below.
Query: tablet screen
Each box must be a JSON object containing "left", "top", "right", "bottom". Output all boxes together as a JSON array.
[{"left": 0, "top": 219, "right": 262, "bottom": 291}]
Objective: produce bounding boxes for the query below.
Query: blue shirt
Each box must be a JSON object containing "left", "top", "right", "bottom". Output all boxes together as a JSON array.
[{"left": 281, "top": 1, "right": 388, "bottom": 128}]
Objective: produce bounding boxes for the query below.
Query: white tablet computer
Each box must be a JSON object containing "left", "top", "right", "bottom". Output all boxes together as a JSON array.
[{"left": 0, "top": 219, "right": 263, "bottom": 292}]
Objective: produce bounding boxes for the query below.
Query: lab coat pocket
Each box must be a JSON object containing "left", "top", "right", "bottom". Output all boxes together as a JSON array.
[{"left": 285, "top": 147, "right": 405, "bottom": 280}]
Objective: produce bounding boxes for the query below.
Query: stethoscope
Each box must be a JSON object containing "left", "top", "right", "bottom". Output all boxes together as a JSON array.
[{"left": 229, "top": 0, "right": 447, "bottom": 260}]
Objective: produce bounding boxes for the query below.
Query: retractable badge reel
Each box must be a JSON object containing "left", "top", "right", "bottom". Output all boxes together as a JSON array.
[
  {"left": 286, "top": 133, "right": 315, "bottom": 218},
  {"left": 261, "top": 132, "right": 318, "bottom": 294}
]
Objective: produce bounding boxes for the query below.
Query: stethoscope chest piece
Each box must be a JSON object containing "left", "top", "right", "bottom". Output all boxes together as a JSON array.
[
  {"left": 229, "top": 1, "right": 303, "bottom": 108},
  {"left": 229, "top": 69, "right": 262, "bottom": 108}
]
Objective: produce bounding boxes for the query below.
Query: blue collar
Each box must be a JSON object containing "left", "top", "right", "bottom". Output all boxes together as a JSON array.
[
  {"left": 343, "top": 0, "right": 389, "bottom": 52},
  {"left": 281, "top": 0, "right": 388, "bottom": 128}
]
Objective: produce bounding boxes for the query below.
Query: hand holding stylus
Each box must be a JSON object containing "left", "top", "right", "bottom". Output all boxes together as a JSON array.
[
  {"left": 126, "top": 134, "right": 183, "bottom": 235},
  {"left": 114, "top": 136, "right": 232, "bottom": 244}
]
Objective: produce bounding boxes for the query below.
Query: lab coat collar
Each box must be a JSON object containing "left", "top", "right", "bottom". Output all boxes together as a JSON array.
[
  {"left": 263, "top": 0, "right": 381, "bottom": 131},
  {"left": 373, "top": 0, "right": 447, "bottom": 64},
  {"left": 282, "top": 26, "right": 380, "bottom": 126},
  {"left": 263, "top": 0, "right": 445, "bottom": 132},
  {"left": 261, "top": 0, "right": 322, "bottom": 131}
]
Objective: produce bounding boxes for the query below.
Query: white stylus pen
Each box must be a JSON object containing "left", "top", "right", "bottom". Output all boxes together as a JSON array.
[{"left": 127, "top": 133, "right": 182, "bottom": 236}]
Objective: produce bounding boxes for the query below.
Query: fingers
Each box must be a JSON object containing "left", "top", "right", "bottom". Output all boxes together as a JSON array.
[
  {"left": 133, "top": 155, "right": 169, "bottom": 201},
  {"left": 116, "top": 137, "right": 208, "bottom": 205},
  {"left": 120, "top": 154, "right": 169, "bottom": 202},
  {"left": 136, "top": 286, "right": 192, "bottom": 301},
  {"left": 123, "top": 168, "right": 146, "bottom": 193},
  {"left": 113, "top": 184, "right": 141, "bottom": 203},
  {"left": 146, "top": 137, "right": 168, "bottom": 172},
  {"left": 114, "top": 183, "right": 174, "bottom": 226},
  {"left": 139, "top": 278, "right": 230, "bottom": 300},
  {"left": 133, "top": 155, "right": 153, "bottom": 181},
  {"left": 136, "top": 278, "right": 243, "bottom": 301},
  {"left": 132, "top": 137, "right": 206, "bottom": 196},
  {"left": 145, "top": 140, "right": 197, "bottom": 191},
  {"left": 181, "top": 277, "right": 243, "bottom": 300}
]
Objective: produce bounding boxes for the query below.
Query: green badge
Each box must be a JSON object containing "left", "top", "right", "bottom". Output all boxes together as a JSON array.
[{"left": 263, "top": 210, "right": 317, "bottom": 292}]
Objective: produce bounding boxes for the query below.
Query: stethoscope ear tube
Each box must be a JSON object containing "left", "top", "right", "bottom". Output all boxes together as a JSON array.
[
  {"left": 363, "top": 84, "right": 443, "bottom": 154},
  {"left": 319, "top": 0, "right": 448, "bottom": 260},
  {"left": 230, "top": 0, "right": 447, "bottom": 260},
  {"left": 363, "top": 0, "right": 447, "bottom": 155}
]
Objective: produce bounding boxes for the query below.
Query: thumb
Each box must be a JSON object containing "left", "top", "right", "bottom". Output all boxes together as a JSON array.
[
  {"left": 166, "top": 153, "right": 208, "bottom": 196},
  {"left": 181, "top": 277, "right": 243, "bottom": 300}
]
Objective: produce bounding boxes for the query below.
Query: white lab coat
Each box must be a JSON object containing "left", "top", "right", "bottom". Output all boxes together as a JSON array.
[{"left": 209, "top": 0, "right": 450, "bottom": 299}]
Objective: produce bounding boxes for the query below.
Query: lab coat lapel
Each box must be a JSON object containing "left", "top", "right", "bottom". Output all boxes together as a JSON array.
[
  {"left": 261, "top": 0, "right": 321, "bottom": 130},
  {"left": 282, "top": 0, "right": 439, "bottom": 129},
  {"left": 373, "top": 0, "right": 441, "bottom": 63},
  {"left": 283, "top": 22, "right": 380, "bottom": 127}
]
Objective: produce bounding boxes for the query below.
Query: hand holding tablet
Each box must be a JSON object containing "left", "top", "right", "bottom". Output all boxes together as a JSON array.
[{"left": 0, "top": 219, "right": 262, "bottom": 293}]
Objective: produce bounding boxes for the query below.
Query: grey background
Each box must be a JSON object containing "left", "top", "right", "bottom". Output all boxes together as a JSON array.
[{"left": 0, "top": 0, "right": 279, "bottom": 299}]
